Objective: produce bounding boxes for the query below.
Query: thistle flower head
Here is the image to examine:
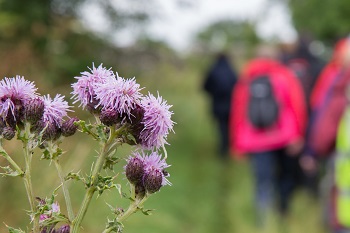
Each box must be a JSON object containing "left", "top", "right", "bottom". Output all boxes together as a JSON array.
[
  {"left": 0, "top": 76, "right": 38, "bottom": 121},
  {"left": 23, "top": 97, "right": 45, "bottom": 124},
  {"left": 124, "top": 151, "right": 170, "bottom": 194},
  {"left": 143, "top": 169, "right": 163, "bottom": 194},
  {"left": 125, "top": 151, "right": 145, "bottom": 185},
  {"left": 61, "top": 117, "right": 79, "bottom": 137},
  {"left": 143, "top": 152, "right": 171, "bottom": 193},
  {"left": 125, "top": 104, "right": 145, "bottom": 145},
  {"left": 71, "top": 63, "right": 115, "bottom": 110},
  {"left": 43, "top": 94, "right": 72, "bottom": 127},
  {"left": 139, "top": 93, "right": 174, "bottom": 149},
  {"left": 143, "top": 152, "right": 170, "bottom": 176},
  {"left": 99, "top": 108, "right": 119, "bottom": 126},
  {"left": 95, "top": 74, "right": 143, "bottom": 118},
  {"left": 2, "top": 126, "right": 15, "bottom": 140}
]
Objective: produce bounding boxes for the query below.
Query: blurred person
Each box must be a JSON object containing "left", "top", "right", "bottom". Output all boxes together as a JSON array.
[
  {"left": 203, "top": 52, "right": 237, "bottom": 158},
  {"left": 229, "top": 51, "right": 307, "bottom": 226},
  {"left": 279, "top": 34, "right": 326, "bottom": 196},
  {"left": 280, "top": 34, "right": 325, "bottom": 114},
  {"left": 332, "top": 96, "right": 350, "bottom": 233},
  {"left": 301, "top": 37, "right": 350, "bottom": 233},
  {"left": 301, "top": 38, "right": 350, "bottom": 172}
]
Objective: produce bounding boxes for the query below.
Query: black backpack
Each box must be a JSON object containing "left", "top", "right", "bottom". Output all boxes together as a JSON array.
[{"left": 248, "top": 75, "right": 279, "bottom": 129}]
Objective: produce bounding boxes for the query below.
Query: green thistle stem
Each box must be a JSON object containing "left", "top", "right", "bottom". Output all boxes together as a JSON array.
[
  {"left": 0, "top": 146, "right": 24, "bottom": 176},
  {"left": 22, "top": 123, "right": 39, "bottom": 233},
  {"left": 54, "top": 159, "right": 74, "bottom": 221},
  {"left": 101, "top": 195, "right": 149, "bottom": 233},
  {"left": 117, "top": 195, "right": 149, "bottom": 223},
  {"left": 71, "top": 125, "right": 121, "bottom": 233}
]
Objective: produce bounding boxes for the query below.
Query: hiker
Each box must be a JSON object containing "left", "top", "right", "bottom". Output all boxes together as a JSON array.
[
  {"left": 280, "top": 34, "right": 326, "bottom": 196},
  {"left": 300, "top": 37, "right": 350, "bottom": 233},
  {"left": 203, "top": 52, "right": 237, "bottom": 158},
  {"left": 229, "top": 54, "right": 307, "bottom": 225}
]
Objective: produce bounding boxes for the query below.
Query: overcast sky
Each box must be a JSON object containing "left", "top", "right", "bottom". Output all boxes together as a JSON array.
[{"left": 82, "top": 0, "right": 297, "bottom": 52}]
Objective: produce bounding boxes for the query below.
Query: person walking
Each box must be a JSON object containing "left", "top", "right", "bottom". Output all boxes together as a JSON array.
[
  {"left": 203, "top": 52, "right": 237, "bottom": 158},
  {"left": 229, "top": 56, "right": 307, "bottom": 226}
]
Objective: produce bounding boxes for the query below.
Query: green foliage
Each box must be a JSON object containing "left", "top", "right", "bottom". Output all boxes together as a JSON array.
[
  {"left": 95, "top": 175, "right": 121, "bottom": 196},
  {"left": 0, "top": 0, "right": 158, "bottom": 87},
  {"left": 65, "top": 171, "right": 86, "bottom": 184},
  {"left": 288, "top": 0, "right": 350, "bottom": 42},
  {"left": 7, "top": 226, "right": 25, "bottom": 233},
  {"left": 195, "top": 19, "right": 260, "bottom": 52},
  {"left": 0, "top": 165, "right": 22, "bottom": 177}
]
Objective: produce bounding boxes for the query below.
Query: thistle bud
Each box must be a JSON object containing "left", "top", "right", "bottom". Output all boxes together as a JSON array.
[
  {"left": 135, "top": 182, "right": 146, "bottom": 198},
  {"left": 143, "top": 169, "right": 163, "bottom": 194},
  {"left": 0, "top": 118, "right": 6, "bottom": 131},
  {"left": 127, "top": 104, "right": 145, "bottom": 144},
  {"left": 125, "top": 156, "right": 145, "bottom": 185},
  {"left": 5, "top": 112, "right": 17, "bottom": 129},
  {"left": 40, "top": 227, "right": 50, "bottom": 233},
  {"left": 24, "top": 98, "right": 45, "bottom": 124},
  {"left": 41, "top": 122, "right": 61, "bottom": 141},
  {"left": 99, "top": 108, "right": 119, "bottom": 126},
  {"left": 56, "top": 225, "right": 70, "bottom": 233},
  {"left": 61, "top": 117, "right": 79, "bottom": 137},
  {"left": 2, "top": 126, "right": 15, "bottom": 140},
  {"left": 86, "top": 95, "right": 101, "bottom": 114}
]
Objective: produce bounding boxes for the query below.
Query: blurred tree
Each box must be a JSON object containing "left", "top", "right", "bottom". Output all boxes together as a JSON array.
[
  {"left": 286, "top": 0, "right": 350, "bottom": 43},
  {"left": 194, "top": 19, "right": 260, "bottom": 58},
  {"left": 0, "top": 0, "right": 156, "bottom": 86}
]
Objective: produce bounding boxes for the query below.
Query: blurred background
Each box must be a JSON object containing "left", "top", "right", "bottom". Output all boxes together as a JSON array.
[{"left": 0, "top": 0, "right": 349, "bottom": 232}]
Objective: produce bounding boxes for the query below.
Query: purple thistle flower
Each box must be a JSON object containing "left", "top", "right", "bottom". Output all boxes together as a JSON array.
[
  {"left": 43, "top": 94, "right": 72, "bottom": 127},
  {"left": 143, "top": 152, "right": 171, "bottom": 185},
  {"left": 51, "top": 202, "right": 60, "bottom": 213},
  {"left": 143, "top": 152, "right": 171, "bottom": 193},
  {"left": 39, "top": 214, "right": 49, "bottom": 222},
  {"left": 139, "top": 93, "right": 174, "bottom": 149},
  {"left": 124, "top": 151, "right": 170, "bottom": 194},
  {"left": 61, "top": 116, "right": 79, "bottom": 137},
  {"left": 0, "top": 76, "right": 38, "bottom": 121},
  {"left": 56, "top": 225, "right": 70, "bottom": 233},
  {"left": 23, "top": 97, "right": 45, "bottom": 124},
  {"left": 2, "top": 126, "right": 15, "bottom": 140},
  {"left": 95, "top": 74, "right": 143, "bottom": 118},
  {"left": 71, "top": 63, "right": 115, "bottom": 110},
  {"left": 125, "top": 151, "right": 146, "bottom": 185}
]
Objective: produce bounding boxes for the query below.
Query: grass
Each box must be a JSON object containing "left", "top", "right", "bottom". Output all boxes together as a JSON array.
[{"left": 0, "top": 57, "right": 328, "bottom": 233}]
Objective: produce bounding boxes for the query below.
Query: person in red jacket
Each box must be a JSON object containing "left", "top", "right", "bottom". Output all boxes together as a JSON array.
[
  {"left": 300, "top": 38, "right": 350, "bottom": 176},
  {"left": 300, "top": 37, "right": 350, "bottom": 233},
  {"left": 229, "top": 57, "right": 307, "bottom": 225}
]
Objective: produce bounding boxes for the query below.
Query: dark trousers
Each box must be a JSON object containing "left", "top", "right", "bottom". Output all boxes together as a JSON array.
[
  {"left": 216, "top": 114, "right": 229, "bottom": 158},
  {"left": 251, "top": 149, "right": 299, "bottom": 218}
]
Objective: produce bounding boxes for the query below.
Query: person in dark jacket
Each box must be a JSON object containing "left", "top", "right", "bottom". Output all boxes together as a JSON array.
[{"left": 203, "top": 52, "right": 237, "bottom": 158}]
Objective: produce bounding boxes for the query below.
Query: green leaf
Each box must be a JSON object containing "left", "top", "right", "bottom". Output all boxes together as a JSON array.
[
  {"left": 41, "top": 149, "right": 51, "bottom": 160},
  {"left": 126, "top": 133, "right": 137, "bottom": 144},
  {"left": 7, "top": 226, "right": 25, "bottom": 233},
  {"left": 0, "top": 166, "right": 22, "bottom": 177},
  {"left": 103, "top": 155, "right": 120, "bottom": 170},
  {"left": 96, "top": 175, "right": 121, "bottom": 196},
  {"left": 40, "top": 147, "right": 63, "bottom": 160},
  {"left": 76, "top": 120, "right": 100, "bottom": 140},
  {"left": 96, "top": 124, "right": 108, "bottom": 142},
  {"left": 106, "top": 203, "right": 124, "bottom": 215},
  {"left": 138, "top": 207, "right": 154, "bottom": 216},
  {"left": 65, "top": 172, "right": 85, "bottom": 183},
  {"left": 105, "top": 218, "right": 124, "bottom": 233}
]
